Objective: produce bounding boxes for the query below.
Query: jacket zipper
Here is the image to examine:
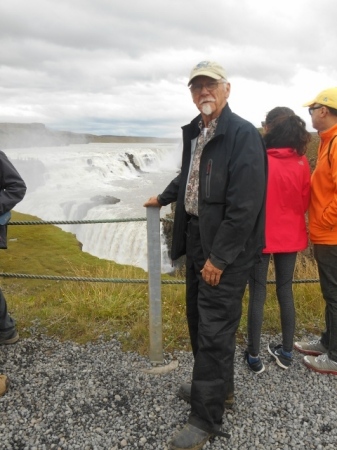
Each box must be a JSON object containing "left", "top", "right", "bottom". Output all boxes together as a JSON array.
[{"left": 206, "top": 159, "right": 213, "bottom": 198}]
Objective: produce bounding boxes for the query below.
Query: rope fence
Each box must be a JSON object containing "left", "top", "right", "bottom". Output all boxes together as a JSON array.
[
  {"left": 5, "top": 217, "right": 319, "bottom": 284},
  {"left": 3, "top": 211, "right": 319, "bottom": 363},
  {"left": 9, "top": 217, "right": 174, "bottom": 225},
  {"left": 0, "top": 272, "right": 319, "bottom": 284},
  {"left": 8, "top": 218, "right": 148, "bottom": 225},
  {"left": 0, "top": 272, "right": 185, "bottom": 283}
]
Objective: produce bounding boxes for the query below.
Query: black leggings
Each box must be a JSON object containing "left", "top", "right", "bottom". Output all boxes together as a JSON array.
[{"left": 247, "top": 252, "right": 297, "bottom": 355}]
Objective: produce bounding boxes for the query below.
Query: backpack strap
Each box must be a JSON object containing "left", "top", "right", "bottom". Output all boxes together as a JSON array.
[{"left": 327, "top": 135, "right": 337, "bottom": 167}]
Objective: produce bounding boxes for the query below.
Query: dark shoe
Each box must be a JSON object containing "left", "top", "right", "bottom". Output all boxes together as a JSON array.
[
  {"left": 0, "top": 374, "right": 9, "bottom": 396},
  {"left": 244, "top": 350, "right": 265, "bottom": 374},
  {"left": 169, "top": 423, "right": 211, "bottom": 450},
  {"left": 268, "top": 343, "right": 293, "bottom": 369},
  {"left": 177, "top": 382, "right": 234, "bottom": 409},
  {"left": 303, "top": 354, "right": 337, "bottom": 375},
  {"left": 0, "top": 329, "right": 19, "bottom": 345},
  {"left": 294, "top": 339, "right": 327, "bottom": 356}
]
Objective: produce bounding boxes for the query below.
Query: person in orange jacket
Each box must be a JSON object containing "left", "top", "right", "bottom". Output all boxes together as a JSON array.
[
  {"left": 245, "top": 107, "right": 311, "bottom": 373},
  {"left": 295, "top": 87, "right": 337, "bottom": 375}
]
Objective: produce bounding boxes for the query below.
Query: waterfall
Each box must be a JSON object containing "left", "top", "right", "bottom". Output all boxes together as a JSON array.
[{"left": 6, "top": 142, "right": 180, "bottom": 273}]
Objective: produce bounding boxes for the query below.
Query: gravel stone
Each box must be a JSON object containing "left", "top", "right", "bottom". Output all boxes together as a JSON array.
[{"left": 1, "top": 332, "right": 337, "bottom": 449}]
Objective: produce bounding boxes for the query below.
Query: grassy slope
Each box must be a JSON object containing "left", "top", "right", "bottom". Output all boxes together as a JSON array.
[{"left": 2, "top": 211, "right": 189, "bottom": 353}]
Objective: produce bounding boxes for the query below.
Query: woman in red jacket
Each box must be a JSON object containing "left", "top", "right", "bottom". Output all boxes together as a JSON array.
[{"left": 245, "top": 107, "right": 311, "bottom": 373}]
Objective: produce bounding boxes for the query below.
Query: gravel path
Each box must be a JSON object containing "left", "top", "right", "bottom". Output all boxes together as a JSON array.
[{"left": 1, "top": 332, "right": 337, "bottom": 450}]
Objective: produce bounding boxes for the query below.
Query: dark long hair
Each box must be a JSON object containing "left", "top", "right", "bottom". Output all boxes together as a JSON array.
[{"left": 263, "top": 106, "right": 311, "bottom": 155}]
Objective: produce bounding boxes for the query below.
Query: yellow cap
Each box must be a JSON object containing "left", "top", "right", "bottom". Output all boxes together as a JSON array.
[
  {"left": 303, "top": 87, "right": 337, "bottom": 108},
  {"left": 188, "top": 61, "right": 227, "bottom": 85}
]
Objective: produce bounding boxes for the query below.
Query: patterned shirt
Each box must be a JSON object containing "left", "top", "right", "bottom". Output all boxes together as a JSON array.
[{"left": 185, "top": 117, "right": 218, "bottom": 216}]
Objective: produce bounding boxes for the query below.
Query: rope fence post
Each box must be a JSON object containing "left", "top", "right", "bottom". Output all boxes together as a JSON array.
[{"left": 146, "top": 207, "right": 164, "bottom": 364}]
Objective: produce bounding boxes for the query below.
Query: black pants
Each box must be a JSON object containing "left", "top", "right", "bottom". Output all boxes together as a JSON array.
[
  {"left": 185, "top": 216, "right": 251, "bottom": 431},
  {"left": 314, "top": 244, "right": 337, "bottom": 363},
  {"left": 0, "top": 288, "right": 15, "bottom": 332}
]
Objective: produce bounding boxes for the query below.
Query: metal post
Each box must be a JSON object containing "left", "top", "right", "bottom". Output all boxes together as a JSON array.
[{"left": 146, "top": 207, "right": 164, "bottom": 364}]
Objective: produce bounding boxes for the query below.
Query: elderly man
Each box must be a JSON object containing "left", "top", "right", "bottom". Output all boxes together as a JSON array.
[
  {"left": 144, "top": 61, "right": 266, "bottom": 449},
  {"left": 295, "top": 87, "right": 337, "bottom": 375}
]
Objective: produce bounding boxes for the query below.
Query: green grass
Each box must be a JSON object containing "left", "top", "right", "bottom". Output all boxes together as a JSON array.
[{"left": 2, "top": 211, "right": 325, "bottom": 355}]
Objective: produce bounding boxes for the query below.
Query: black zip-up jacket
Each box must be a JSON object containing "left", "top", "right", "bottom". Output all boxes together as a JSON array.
[
  {"left": 158, "top": 104, "right": 267, "bottom": 273},
  {"left": 0, "top": 150, "right": 27, "bottom": 215}
]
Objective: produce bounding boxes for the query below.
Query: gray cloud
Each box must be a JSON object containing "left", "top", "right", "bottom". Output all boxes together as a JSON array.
[{"left": 0, "top": 0, "right": 336, "bottom": 137}]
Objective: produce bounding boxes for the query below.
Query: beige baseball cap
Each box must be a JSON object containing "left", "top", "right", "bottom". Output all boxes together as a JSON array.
[
  {"left": 188, "top": 61, "right": 227, "bottom": 85},
  {"left": 303, "top": 87, "right": 337, "bottom": 109}
]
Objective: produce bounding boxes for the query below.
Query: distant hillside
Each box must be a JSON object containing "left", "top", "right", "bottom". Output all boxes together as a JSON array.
[
  {"left": 0, "top": 123, "right": 179, "bottom": 149},
  {"left": 0, "top": 123, "right": 318, "bottom": 162}
]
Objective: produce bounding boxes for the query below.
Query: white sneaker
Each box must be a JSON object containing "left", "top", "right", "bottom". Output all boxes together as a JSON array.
[
  {"left": 303, "top": 353, "right": 337, "bottom": 375},
  {"left": 294, "top": 339, "right": 327, "bottom": 356}
]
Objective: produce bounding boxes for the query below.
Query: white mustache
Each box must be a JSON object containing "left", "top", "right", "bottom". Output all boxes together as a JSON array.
[{"left": 199, "top": 98, "right": 215, "bottom": 105}]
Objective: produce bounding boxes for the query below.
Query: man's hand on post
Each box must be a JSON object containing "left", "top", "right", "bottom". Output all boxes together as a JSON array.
[
  {"left": 201, "top": 258, "right": 223, "bottom": 286},
  {"left": 143, "top": 196, "right": 162, "bottom": 208}
]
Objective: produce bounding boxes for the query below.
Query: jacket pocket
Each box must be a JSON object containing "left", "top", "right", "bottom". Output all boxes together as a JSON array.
[{"left": 205, "top": 159, "right": 213, "bottom": 198}]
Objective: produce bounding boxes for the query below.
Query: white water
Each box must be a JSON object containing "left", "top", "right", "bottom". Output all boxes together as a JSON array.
[{"left": 5, "top": 142, "right": 181, "bottom": 272}]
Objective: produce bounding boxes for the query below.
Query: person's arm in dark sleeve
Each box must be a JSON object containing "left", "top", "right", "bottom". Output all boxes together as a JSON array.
[
  {"left": 0, "top": 151, "right": 27, "bottom": 215},
  {"left": 157, "top": 173, "right": 181, "bottom": 205}
]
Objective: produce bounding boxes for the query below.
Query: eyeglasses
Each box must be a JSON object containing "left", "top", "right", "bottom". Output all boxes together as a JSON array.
[
  {"left": 189, "top": 80, "right": 225, "bottom": 94},
  {"left": 308, "top": 105, "right": 323, "bottom": 116}
]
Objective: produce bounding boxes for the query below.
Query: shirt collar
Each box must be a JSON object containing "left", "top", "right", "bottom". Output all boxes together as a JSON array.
[{"left": 198, "top": 117, "right": 219, "bottom": 132}]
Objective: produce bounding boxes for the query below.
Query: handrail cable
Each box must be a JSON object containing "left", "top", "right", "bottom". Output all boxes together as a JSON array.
[
  {"left": 0, "top": 272, "right": 319, "bottom": 284},
  {"left": 8, "top": 217, "right": 174, "bottom": 225},
  {"left": 5, "top": 217, "right": 318, "bottom": 284}
]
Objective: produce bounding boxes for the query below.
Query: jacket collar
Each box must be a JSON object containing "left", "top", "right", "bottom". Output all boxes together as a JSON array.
[{"left": 214, "top": 103, "right": 231, "bottom": 137}]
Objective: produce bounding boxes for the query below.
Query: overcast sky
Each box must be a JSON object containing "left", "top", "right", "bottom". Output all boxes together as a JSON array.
[{"left": 0, "top": 0, "right": 336, "bottom": 138}]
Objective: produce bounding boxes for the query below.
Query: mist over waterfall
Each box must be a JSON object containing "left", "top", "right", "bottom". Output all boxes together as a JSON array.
[{"left": 6, "top": 142, "right": 181, "bottom": 273}]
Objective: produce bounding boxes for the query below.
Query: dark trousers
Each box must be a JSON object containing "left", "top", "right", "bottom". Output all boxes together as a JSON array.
[
  {"left": 314, "top": 244, "right": 337, "bottom": 362},
  {"left": 0, "top": 288, "right": 15, "bottom": 331},
  {"left": 247, "top": 252, "right": 297, "bottom": 355},
  {"left": 185, "top": 216, "right": 251, "bottom": 431}
]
